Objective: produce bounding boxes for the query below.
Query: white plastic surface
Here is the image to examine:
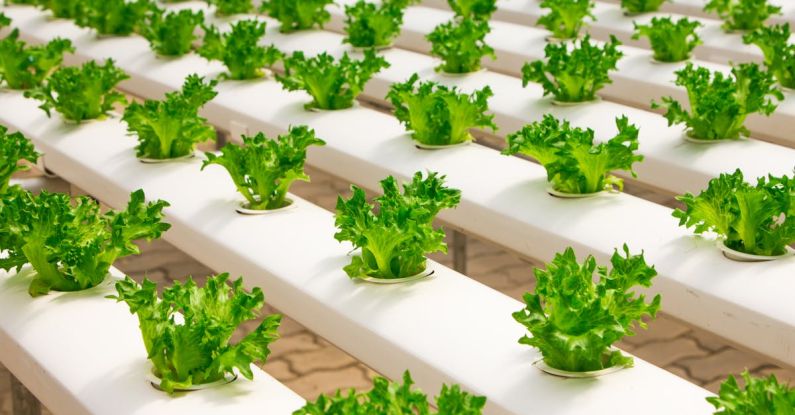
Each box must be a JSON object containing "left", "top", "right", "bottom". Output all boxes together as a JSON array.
[
  {"left": 328, "top": 1, "right": 795, "bottom": 145},
  {"left": 3, "top": 4, "right": 795, "bottom": 368},
  {"left": 0, "top": 267, "right": 305, "bottom": 415},
  {"left": 597, "top": 0, "right": 795, "bottom": 27},
  {"left": 0, "top": 93, "right": 713, "bottom": 415}
]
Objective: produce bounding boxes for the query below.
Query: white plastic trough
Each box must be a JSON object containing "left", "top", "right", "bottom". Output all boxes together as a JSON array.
[
  {"left": 0, "top": 266, "right": 305, "bottom": 415},
  {"left": 597, "top": 0, "right": 795, "bottom": 27},
  {"left": 0, "top": 93, "right": 713, "bottom": 415}
]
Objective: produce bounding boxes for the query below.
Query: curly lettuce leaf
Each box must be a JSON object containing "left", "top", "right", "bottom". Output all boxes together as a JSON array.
[
  {"left": 743, "top": 24, "right": 795, "bottom": 89},
  {"left": 207, "top": 0, "right": 254, "bottom": 16},
  {"left": 448, "top": 0, "right": 496, "bottom": 20},
  {"left": 503, "top": 114, "right": 642, "bottom": 194},
  {"left": 42, "top": 0, "right": 83, "bottom": 19},
  {"left": 141, "top": 8, "right": 204, "bottom": 56},
  {"left": 427, "top": 18, "right": 495, "bottom": 74},
  {"left": 620, "top": 0, "right": 667, "bottom": 13},
  {"left": 112, "top": 273, "right": 281, "bottom": 394},
  {"left": 202, "top": 125, "right": 325, "bottom": 210},
  {"left": 513, "top": 246, "right": 661, "bottom": 372},
  {"left": 633, "top": 17, "right": 702, "bottom": 62},
  {"left": 277, "top": 49, "right": 389, "bottom": 110},
  {"left": 386, "top": 73, "right": 496, "bottom": 145},
  {"left": 334, "top": 171, "right": 460, "bottom": 279},
  {"left": 75, "top": 0, "right": 152, "bottom": 36},
  {"left": 199, "top": 19, "right": 283, "bottom": 80},
  {"left": 537, "top": 0, "right": 594, "bottom": 40},
  {"left": 343, "top": 0, "right": 412, "bottom": 48},
  {"left": 0, "top": 126, "right": 39, "bottom": 195},
  {"left": 259, "top": 0, "right": 334, "bottom": 33},
  {"left": 0, "top": 30, "right": 74, "bottom": 90},
  {"left": 705, "top": 0, "right": 781, "bottom": 32},
  {"left": 523, "top": 35, "right": 623, "bottom": 103},
  {"left": 707, "top": 371, "right": 795, "bottom": 414}
]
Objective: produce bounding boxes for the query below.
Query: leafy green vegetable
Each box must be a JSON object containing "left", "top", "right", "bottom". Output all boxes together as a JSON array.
[
  {"left": 207, "top": 0, "right": 253, "bottom": 16},
  {"left": 0, "top": 30, "right": 74, "bottom": 90},
  {"left": 448, "top": 0, "right": 497, "bottom": 20},
  {"left": 123, "top": 74, "right": 217, "bottom": 160},
  {"left": 198, "top": 19, "right": 283, "bottom": 80},
  {"left": 141, "top": 8, "right": 204, "bottom": 56},
  {"left": 744, "top": 24, "right": 795, "bottom": 89},
  {"left": 41, "top": 0, "right": 83, "bottom": 19},
  {"left": 513, "top": 246, "right": 661, "bottom": 372},
  {"left": 620, "top": 0, "right": 667, "bottom": 14},
  {"left": 4, "top": 0, "right": 40, "bottom": 4},
  {"left": 111, "top": 273, "right": 281, "bottom": 394},
  {"left": 537, "top": 0, "right": 594, "bottom": 40},
  {"left": 277, "top": 49, "right": 388, "bottom": 110},
  {"left": 705, "top": 0, "right": 781, "bottom": 32},
  {"left": 0, "top": 126, "right": 39, "bottom": 195},
  {"left": 294, "top": 371, "right": 486, "bottom": 415},
  {"left": 343, "top": 0, "right": 411, "bottom": 48},
  {"left": 386, "top": 73, "right": 496, "bottom": 146},
  {"left": 0, "top": 13, "right": 9, "bottom": 28},
  {"left": 503, "top": 114, "right": 641, "bottom": 194},
  {"left": 75, "top": 0, "right": 152, "bottom": 36},
  {"left": 427, "top": 18, "right": 495, "bottom": 74},
  {"left": 652, "top": 63, "right": 782, "bottom": 140},
  {"left": 707, "top": 371, "right": 795, "bottom": 414},
  {"left": 24, "top": 59, "right": 129, "bottom": 122},
  {"left": 673, "top": 169, "right": 795, "bottom": 257},
  {"left": 202, "top": 126, "right": 325, "bottom": 211},
  {"left": 0, "top": 189, "right": 170, "bottom": 297},
  {"left": 522, "top": 35, "right": 623, "bottom": 103},
  {"left": 633, "top": 17, "right": 702, "bottom": 62},
  {"left": 259, "top": 0, "right": 334, "bottom": 33},
  {"left": 334, "top": 171, "right": 461, "bottom": 280}
]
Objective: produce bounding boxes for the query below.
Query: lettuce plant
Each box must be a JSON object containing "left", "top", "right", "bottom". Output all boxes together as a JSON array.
[
  {"left": 504, "top": 114, "right": 642, "bottom": 194},
  {"left": 111, "top": 273, "right": 281, "bottom": 394},
  {"left": 537, "top": 0, "right": 594, "bottom": 40},
  {"left": 24, "top": 59, "right": 129, "bottom": 122},
  {"left": 652, "top": 63, "right": 782, "bottom": 140},
  {"left": 259, "top": 0, "right": 334, "bottom": 33},
  {"left": 207, "top": 0, "right": 253, "bottom": 16},
  {"left": 744, "top": 24, "right": 795, "bottom": 89},
  {"left": 620, "top": 0, "right": 667, "bottom": 14},
  {"left": 41, "top": 0, "right": 82, "bottom": 19},
  {"left": 0, "top": 126, "right": 39, "bottom": 195},
  {"left": 295, "top": 371, "right": 486, "bottom": 414},
  {"left": 386, "top": 74, "right": 496, "bottom": 146},
  {"left": 202, "top": 126, "right": 325, "bottom": 211},
  {"left": 707, "top": 371, "right": 795, "bottom": 414},
  {"left": 199, "top": 20, "right": 283, "bottom": 80},
  {"left": 705, "top": 0, "right": 781, "bottom": 32},
  {"left": 343, "top": 0, "right": 412, "bottom": 48},
  {"left": 0, "top": 189, "right": 170, "bottom": 297},
  {"left": 123, "top": 74, "right": 217, "bottom": 160},
  {"left": 277, "top": 49, "right": 389, "bottom": 110},
  {"left": 523, "top": 36, "right": 623, "bottom": 103},
  {"left": 0, "top": 30, "right": 73, "bottom": 89},
  {"left": 673, "top": 169, "right": 795, "bottom": 257},
  {"left": 513, "top": 246, "right": 661, "bottom": 372},
  {"left": 141, "top": 8, "right": 204, "bottom": 56},
  {"left": 0, "top": 13, "right": 8, "bottom": 28},
  {"left": 75, "top": 0, "right": 152, "bottom": 36},
  {"left": 448, "top": 0, "right": 497, "bottom": 21},
  {"left": 633, "top": 17, "right": 702, "bottom": 62},
  {"left": 334, "top": 172, "right": 461, "bottom": 280},
  {"left": 427, "top": 18, "right": 495, "bottom": 74}
]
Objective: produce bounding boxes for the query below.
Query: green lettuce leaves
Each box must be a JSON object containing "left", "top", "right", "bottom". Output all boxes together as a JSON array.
[
  {"left": 75, "top": 0, "right": 152, "bottom": 36},
  {"left": 633, "top": 17, "right": 702, "bottom": 63},
  {"left": 334, "top": 172, "right": 461, "bottom": 280},
  {"left": 202, "top": 125, "right": 325, "bottom": 211},
  {"left": 207, "top": 0, "right": 254, "bottom": 16},
  {"left": 503, "top": 114, "right": 642, "bottom": 194},
  {"left": 513, "top": 246, "right": 661, "bottom": 372},
  {"left": 0, "top": 28, "right": 73, "bottom": 90},
  {"left": 744, "top": 24, "right": 795, "bottom": 89},
  {"left": 24, "top": 59, "right": 129, "bottom": 122},
  {"left": 0, "top": 126, "right": 39, "bottom": 195},
  {"left": 141, "top": 8, "right": 204, "bottom": 56},
  {"left": 673, "top": 169, "right": 795, "bottom": 257},
  {"left": 427, "top": 18, "right": 495, "bottom": 74},
  {"left": 199, "top": 19, "right": 283, "bottom": 80},
  {"left": 0, "top": 189, "right": 170, "bottom": 297},
  {"left": 448, "top": 0, "right": 497, "bottom": 20},
  {"left": 707, "top": 371, "right": 795, "bottom": 414},
  {"left": 523, "top": 35, "right": 623, "bottom": 103},
  {"left": 294, "top": 371, "right": 486, "bottom": 415},
  {"left": 705, "top": 0, "right": 781, "bottom": 32},
  {"left": 620, "top": 0, "right": 667, "bottom": 13},
  {"left": 652, "top": 63, "right": 782, "bottom": 140},
  {"left": 111, "top": 273, "right": 281, "bottom": 394},
  {"left": 537, "top": 0, "right": 594, "bottom": 40},
  {"left": 277, "top": 49, "right": 389, "bottom": 110},
  {"left": 386, "top": 74, "right": 497, "bottom": 146},
  {"left": 343, "top": 0, "right": 413, "bottom": 48},
  {"left": 259, "top": 0, "right": 334, "bottom": 33},
  {"left": 123, "top": 74, "right": 218, "bottom": 160}
]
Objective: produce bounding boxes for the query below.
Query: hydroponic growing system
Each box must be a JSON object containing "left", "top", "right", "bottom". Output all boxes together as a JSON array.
[{"left": 0, "top": 0, "right": 794, "bottom": 414}]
